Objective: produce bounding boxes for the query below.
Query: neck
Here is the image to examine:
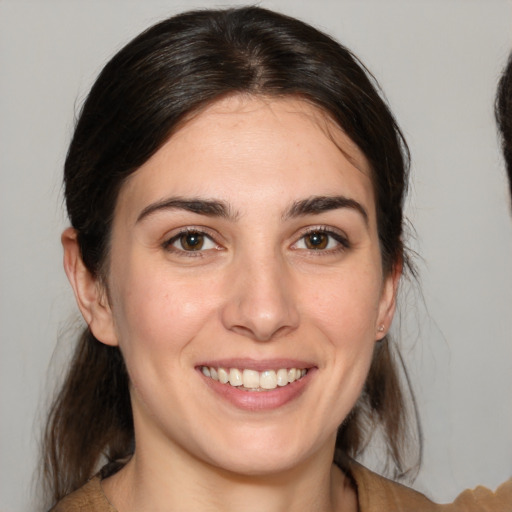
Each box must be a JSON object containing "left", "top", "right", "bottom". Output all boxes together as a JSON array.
[{"left": 102, "top": 438, "right": 356, "bottom": 512}]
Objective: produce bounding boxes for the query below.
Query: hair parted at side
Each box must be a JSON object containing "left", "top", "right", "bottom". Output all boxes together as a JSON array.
[
  {"left": 42, "top": 6, "right": 419, "bottom": 507},
  {"left": 496, "top": 52, "right": 512, "bottom": 202}
]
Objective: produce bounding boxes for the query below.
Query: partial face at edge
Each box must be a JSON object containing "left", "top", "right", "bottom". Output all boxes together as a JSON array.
[{"left": 84, "top": 95, "right": 398, "bottom": 475}]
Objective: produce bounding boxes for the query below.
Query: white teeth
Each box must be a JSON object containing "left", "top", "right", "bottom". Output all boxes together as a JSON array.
[
  {"left": 242, "top": 369, "right": 260, "bottom": 389},
  {"left": 218, "top": 367, "right": 229, "bottom": 384},
  {"left": 276, "top": 368, "right": 288, "bottom": 386},
  {"left": 229, "top": 368, "right": 243, "bottom": 386},
  {"left": 201, "top": 366, "right": 308, "bottom": 390},
  {"left": 260, "top": 370, "right": 277, "bottom": 389}
]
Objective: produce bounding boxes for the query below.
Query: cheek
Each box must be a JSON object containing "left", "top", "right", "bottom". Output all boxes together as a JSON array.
[
  {"left": 109, "top": 261, "right": 220, "bottom": 357},
  {"left": 304, "top": 266, "right": 383, "bottom": 342}
]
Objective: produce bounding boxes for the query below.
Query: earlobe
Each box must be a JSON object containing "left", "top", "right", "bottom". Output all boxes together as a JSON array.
[
  {"left": 376, "top": 261, "right": 402, "bottom": 341},
  {"left": 61, "top": 227, "right": 118, "bottom": 346}
]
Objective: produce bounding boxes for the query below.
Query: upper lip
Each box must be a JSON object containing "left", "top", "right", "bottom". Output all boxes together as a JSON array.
[{"left": 196, "top": 358, "right": 315, "bottom": 372}]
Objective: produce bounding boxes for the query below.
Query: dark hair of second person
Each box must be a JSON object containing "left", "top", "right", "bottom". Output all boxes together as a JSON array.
[{"left": 496, "top": 52, "right": 512, "bottom": 202}]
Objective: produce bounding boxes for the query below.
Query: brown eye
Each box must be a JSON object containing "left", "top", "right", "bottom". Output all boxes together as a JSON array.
[
  {"left": 304, "top": 231, "right": 328, "bottom": 250},
  {"left": 165, "top": 229, "right": 218, "bottom": 254},
  {"left": 293, "top": 229, "right": 349, "bottom": 253},
  {"left": 179, "top": 232, "right": 205, "bottom": 251}
]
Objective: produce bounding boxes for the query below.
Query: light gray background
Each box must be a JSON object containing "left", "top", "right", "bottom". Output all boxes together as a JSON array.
[{"left": 1, "top": 1, "right": 511, "bottom": 511}]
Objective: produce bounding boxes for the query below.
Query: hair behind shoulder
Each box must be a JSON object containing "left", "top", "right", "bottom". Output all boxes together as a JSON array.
[{"left": 42, "top": 329, "right": 132, "bottom": 504}]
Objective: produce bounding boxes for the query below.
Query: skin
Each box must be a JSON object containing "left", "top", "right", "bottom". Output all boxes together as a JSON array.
[{"left": 63, "top": 95, "right": 399, "bottom": 512}]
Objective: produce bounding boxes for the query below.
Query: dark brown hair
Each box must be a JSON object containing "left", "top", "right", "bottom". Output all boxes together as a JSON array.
[
  {"left": 43, "top": 6, "right": 419, "bottom": 506},
  {"left": 496, "top": 51, "right": 512, "bottom": 202}
]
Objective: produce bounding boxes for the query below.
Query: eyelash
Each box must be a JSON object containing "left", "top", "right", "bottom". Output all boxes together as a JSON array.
[{"left": 162, "top": 226, "right": 350, "bottom": 257}]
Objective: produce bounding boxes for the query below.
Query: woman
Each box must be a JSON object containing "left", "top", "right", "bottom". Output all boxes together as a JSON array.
[{"left": 43, "top": 6, "right": 510, "bottom": 511}]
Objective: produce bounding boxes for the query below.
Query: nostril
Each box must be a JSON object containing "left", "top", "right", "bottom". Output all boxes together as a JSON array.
[{"left": 228, "top": 322, "right": 296, "bottom": 342}]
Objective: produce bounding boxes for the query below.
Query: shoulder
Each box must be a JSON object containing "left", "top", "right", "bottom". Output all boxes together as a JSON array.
[
  {"left": 349, "top": 463, "right": 512, "bottom": 512},
  {"left": 50, "top": 477, "right": 116, "bottom": 512},
  {"left": 349, "top": 462, "right": 441, "bottom": 511},
  {"left": 450, "top": 478, "right": 512, "bottom": 512}
]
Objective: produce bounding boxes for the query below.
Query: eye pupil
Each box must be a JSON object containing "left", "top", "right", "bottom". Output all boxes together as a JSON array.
[
  {"left": 181, "top": 232, "right": 204, "bottom": 251},
  {"left": 306, "top": 232, "right": 328, "bottom": 250}
]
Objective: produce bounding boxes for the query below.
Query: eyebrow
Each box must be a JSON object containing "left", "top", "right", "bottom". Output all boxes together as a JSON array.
[
  {"left": 136, "top": 197, "right": 238, "bottom": 223},
  {"left": 136, "top": 194, "right": 368, "bottom": 225},
  {"left": 283, "top": 195, "right": 369, "bottom": 225}
]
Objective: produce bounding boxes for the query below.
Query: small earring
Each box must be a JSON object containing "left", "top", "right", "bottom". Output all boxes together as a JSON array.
[{"left": 377, "top": 324, "right": 385, "bottom": 333}]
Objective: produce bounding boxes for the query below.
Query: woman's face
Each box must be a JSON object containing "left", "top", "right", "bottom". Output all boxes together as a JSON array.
[{"left": 94, "top": 96, "right": 397, "bottom": 475}]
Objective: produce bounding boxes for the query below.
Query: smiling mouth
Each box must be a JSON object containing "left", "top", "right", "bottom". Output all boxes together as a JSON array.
[{"left": 200, "top": 366, "right": 308, "bottom": 391}]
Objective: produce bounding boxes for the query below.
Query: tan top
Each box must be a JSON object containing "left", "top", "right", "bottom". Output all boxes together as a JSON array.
[
  {"left": 350, "top": 464, "right": 512, "bottom": 511},
  {"left": 51, "top": 464, "right": 512, "bottom": 512}
]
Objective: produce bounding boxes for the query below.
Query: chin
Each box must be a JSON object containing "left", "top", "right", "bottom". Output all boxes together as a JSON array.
[
  {"left": 194, "top": 427, "right": 330, "bottom": 478},
  {"left": 208, "top": 450, "right": 309, "bottom": 477}
]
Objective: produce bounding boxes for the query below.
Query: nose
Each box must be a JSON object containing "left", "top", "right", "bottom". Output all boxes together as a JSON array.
[{"left": 221, "top": 252, "right": 300, "bottom": 342}]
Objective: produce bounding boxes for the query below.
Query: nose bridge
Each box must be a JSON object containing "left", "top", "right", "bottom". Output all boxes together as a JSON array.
[{"left": 222, "top": 244, "right": 299, "bottom": 341}]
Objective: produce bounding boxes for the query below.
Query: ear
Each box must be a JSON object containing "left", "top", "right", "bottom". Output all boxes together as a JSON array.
[
  {"left": 62, "top": 227, "right": 118, "bottom": 346},
  {"left": 375, "top": 260, "right": 402, "bottom": 341}
]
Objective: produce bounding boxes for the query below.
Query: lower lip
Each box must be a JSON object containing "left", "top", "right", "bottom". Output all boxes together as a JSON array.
[{"left": 199, "top": 369, "right": 315, "bottom": 411}]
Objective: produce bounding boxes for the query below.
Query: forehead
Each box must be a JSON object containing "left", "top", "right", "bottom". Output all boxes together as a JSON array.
[
  {"left": 180, "top": 94, "right": 371, "bottom": 175},
  {"left": 116, "top": 95, "right": 375, "bottom": 221}
]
